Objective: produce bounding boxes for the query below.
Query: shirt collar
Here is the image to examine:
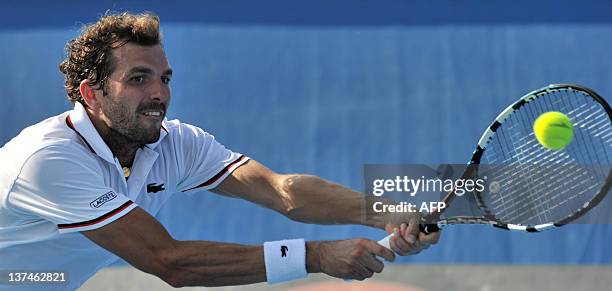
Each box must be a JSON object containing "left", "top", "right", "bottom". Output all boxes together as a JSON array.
[{"left": 67, "top": 102, "right": 169, "bottom": 165}]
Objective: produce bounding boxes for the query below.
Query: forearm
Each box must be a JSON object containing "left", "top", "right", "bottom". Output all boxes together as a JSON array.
[
  {"left": 161, "top": 240, "right": 321, "bottom": 287},
  {"left": 282, "top": 175, "right": 389, "bottom": 229},
  {"left": 160, "top": 241, "right": 264, "bottom": 287}
]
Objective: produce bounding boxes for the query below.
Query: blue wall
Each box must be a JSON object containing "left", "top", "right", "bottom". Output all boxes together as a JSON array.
[{"left": 1, "top": 1, "right": 611, "bottom": 264}]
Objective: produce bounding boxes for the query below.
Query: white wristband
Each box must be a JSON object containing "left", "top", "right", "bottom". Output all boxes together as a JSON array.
[{"left": 263, "top": 238, "right": 308, "bottom": 284}]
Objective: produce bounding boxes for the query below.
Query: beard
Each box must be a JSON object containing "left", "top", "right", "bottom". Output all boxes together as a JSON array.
[{"left": 101, "top": 96, "right": 166, "bottom": 145}]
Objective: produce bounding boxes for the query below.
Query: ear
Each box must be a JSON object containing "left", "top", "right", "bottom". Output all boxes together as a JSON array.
[{"left": 79, "top": 79, "right": 99, "bottom": 109}]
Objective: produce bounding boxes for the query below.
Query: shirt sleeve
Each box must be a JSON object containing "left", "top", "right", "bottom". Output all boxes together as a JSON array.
[
  {"left": 173, "top": 122, "right": 249, "bottom": 194},
  {"left": 7, "top": 142, "right": 137, "bottom": 234}
]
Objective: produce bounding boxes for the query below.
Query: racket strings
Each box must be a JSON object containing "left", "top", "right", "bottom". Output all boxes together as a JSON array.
[
  {"left": 480, "top": 88, "right": 610, "bottom": 226},
  {"left": 530, "top": 90, "right": 607, "bottom": 221},
  {"left": 492, "top": 94, "right": 592, "bottom": 215},
  {"left": 494, "top": 101, "right": 593, "bottom": 164},
  {"left": 492, "top": 166, "right": 598, "bottom": 223},
  {"left": 485, "top": 98, "right": 561, "bottom": 222}
]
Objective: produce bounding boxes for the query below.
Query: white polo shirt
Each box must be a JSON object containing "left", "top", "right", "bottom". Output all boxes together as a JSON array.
[{"left": 0, "top": 102, "right": 248, "bottom": 290}]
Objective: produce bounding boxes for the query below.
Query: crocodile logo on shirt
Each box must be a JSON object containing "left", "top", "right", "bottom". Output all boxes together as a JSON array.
[{"left": 147, "top": 183, "right": 165, "bottom": 194}]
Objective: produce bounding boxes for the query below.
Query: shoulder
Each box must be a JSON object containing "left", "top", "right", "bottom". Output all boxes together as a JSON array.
[
  {"left": 162, "top": 119, "right": 219, "bottom": 145},
  {"left": 4, "top": 139, "right": 109, "bottom": 220},
  {"left": 19, "top": 140, "right": 103, "bottom": 183},
  {"left": 1, "top": 114, "right": 101, "bottom": 184},
  {"left": 28, "top": 139, "right": 99, "bottom": 164},
  {"left": 2, "top": 111, "right": 92, "bottom": 160}
]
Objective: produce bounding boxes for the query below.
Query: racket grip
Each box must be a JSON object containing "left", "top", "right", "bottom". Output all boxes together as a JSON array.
[
  {"left": 420, "top": 223, "right": 440, "bottom": 234},
  {"left": 377, "top": 234, "right": 392, "bottom": 249},
  {"left": 345, "top": 230, "right": 432, "bottom": 282},
  {"left": 378, "top": 223, "right": 440, "bottom": 250}
]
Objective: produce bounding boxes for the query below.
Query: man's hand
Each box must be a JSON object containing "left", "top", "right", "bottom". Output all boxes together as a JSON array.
[
  {"left": 307, "top": 239, "right": 395, "bottom": 281},
  {"left": 383, "top": 212, "right": 441, "bottom": 256}
]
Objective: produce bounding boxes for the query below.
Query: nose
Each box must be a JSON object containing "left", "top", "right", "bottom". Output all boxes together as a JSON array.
[{"left": 149, "top": 78, "right": 170, "bottom": 102}]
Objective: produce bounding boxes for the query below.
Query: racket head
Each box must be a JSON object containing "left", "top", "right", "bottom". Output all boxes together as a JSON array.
[{"left": 469, "top": 84, "right": 612, "bottom": 231}]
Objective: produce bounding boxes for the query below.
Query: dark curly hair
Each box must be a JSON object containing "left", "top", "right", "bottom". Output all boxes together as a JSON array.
[{"left": 59, "top": 11, "right": 162, "bottom": 106}]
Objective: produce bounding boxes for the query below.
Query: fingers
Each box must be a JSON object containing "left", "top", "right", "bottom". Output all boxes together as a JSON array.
[
  {"left": 321, "top": 217, "right": 441, "bottom": 281},
  {"left": 384, "top": 208, "right": 444, "bottom": 257},
  {"left": 389, "top": 228, "right": 412, "bottom": 255},
  {"left": 419, "top": 228, "right": 441, "bottom": 245},
  {"left": 389, "top": 223, "right": 423, "bottom": 255},
  {"left": 368, "top": 239, "right": 396, "bottom": 262},
  {"left": 357, "top": 253, "right": 384, "bottom": 274},
  {"left": 356, "top": 239, "right": 391, "bottom": 278},
  {"left": 350, "top": 262, "right": 373, "bottom": 280},
  {"left": 404, "top": 217, "right": 420, "bottom": 243},
  {"left": 350, "top": 239, "right": 388, "bottom": 280},
  {"left": 418, "top": 208, "right": 441, "bottom": 247}
]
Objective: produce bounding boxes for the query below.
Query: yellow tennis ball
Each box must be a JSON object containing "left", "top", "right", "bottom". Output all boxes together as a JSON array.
[{"left": 533, "top": 111, "right": 574, "bottom": 150}]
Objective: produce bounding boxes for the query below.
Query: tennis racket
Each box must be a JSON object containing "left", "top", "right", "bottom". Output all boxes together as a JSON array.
[{"left": 377, "top": 83, "right": 612, "bottom": 248}]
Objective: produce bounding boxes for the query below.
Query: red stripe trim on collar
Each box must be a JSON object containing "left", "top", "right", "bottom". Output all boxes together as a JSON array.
[{"left": 66, "top": 115, "right": 96, "bottom": 154}]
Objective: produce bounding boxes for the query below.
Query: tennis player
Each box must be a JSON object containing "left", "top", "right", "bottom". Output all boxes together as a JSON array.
[{"left": 0, "top": 12, "right": 439, "bottom": 289}]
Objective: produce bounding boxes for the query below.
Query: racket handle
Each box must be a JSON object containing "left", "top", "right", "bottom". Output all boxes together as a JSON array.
[
  {"left": 420, "top": 223, "right": 440, "bottom": 234},
  {"left": 377, "top": 234, "right": 392, "bottom": 249},
  {"left": 346, "top": 230, "right": 433, "bottom": 282},
  {"left": 377, "top": 223, "right": 440, "bottom": 250}
]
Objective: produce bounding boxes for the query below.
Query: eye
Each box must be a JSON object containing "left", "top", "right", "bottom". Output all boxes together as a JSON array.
[
  {"left": 161, "top": 76, "right": 171, "bottom": 85},
  {"left": 129, "top": 75, "right": 146, "bottom": 84}
]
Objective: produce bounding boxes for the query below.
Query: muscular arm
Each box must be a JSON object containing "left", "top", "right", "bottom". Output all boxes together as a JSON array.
[
  {"left": 81, "top": 159, "right": 432, "bottom": 287},
  {"left": 81, "top": 207, "right": 320, "bottom": 287},
  {"left": 214, "top": 159, "right": 440, "bottom": 256},
  {"left": 82, "top": 207, "right": 392, "bottom": 286},
  {"left": 213, "top": 159, "right": 387, "bottom": 228}
]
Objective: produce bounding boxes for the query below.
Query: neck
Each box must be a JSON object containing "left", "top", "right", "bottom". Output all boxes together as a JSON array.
[
  {"left": 101, "top": 128, "right": 139, "bottom": 167},
  {"left": 87, "top": 111, "right": 139, "bottom": 168}
]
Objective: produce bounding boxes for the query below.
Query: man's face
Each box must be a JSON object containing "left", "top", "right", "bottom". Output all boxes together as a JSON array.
[{"left": 97, "top": 43, "right": 172, "bottom": 145}]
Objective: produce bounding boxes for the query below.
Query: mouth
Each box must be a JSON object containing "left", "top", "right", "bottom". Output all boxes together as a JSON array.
[{"left": 141, "top": 110, "right": 164, "bottom": 120}]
